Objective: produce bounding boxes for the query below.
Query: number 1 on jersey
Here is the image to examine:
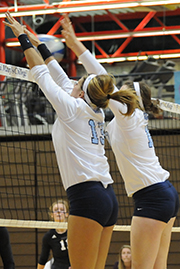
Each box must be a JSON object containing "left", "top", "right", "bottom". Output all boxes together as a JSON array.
[{"left": 89, "top": 119, "right": 104, "bottom": 145}]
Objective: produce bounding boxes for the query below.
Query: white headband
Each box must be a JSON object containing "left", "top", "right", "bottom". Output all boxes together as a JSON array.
[
  {"left": 133, "top": 82, "right": 144, "bottom": 110},
  {"left": 83, "top": 74, "right": 97, "bottom": 106}
]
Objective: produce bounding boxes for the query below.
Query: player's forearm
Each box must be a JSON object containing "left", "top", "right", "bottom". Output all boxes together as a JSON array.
[
  {"left": 47, "top": 60, "right": 73, "bottom": 94},
  {"left": 79, "top": 50, "right": 107, "bottom": 75},
  {"left": 68, "top": 39, "right": 87, "bottom": 57},
  {"left": 24, "top": 47, "right": 44, "bottom": 69},
  {"left": 4, "top": 12, "right": 44, "bottom": 69},
  {"left": 37, "top": 263, "right": 45, "bottom": 269}
]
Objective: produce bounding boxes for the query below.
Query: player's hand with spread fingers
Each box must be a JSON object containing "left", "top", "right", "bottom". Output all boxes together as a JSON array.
[
  {"left": 3, "top": 11, "right": 25, "bottom": 37},
  {"left": 61, "top": 13, "right": 78, "bottom": 49},
  {"left": 61, "top": 13, "right": 86, "bottom": 57}
]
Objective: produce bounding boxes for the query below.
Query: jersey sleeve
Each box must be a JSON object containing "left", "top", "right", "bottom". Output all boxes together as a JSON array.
[
  {"left": 109, "top": 99, "right": 128, "bottom": 115},
  {"left": 30, "top": 64, "right": 83, "bottom": 121},
  {"left": 38, "top": 232, "right": 51, "bottom": 265},
  {"left": 79, "top": 50, "right": 107, "bottom": 75},
  {"left": 79, "top": 50, "right": 118, "bottom": 95},
  {"left": 47, "top": 59, "right": 73, "bottom": 95}
]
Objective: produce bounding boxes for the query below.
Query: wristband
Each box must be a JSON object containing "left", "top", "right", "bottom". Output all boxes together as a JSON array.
[
  {"left": 37, "top": 43, "right": 52, "bottom": 61},
  {"left": 18, "top": 34, "right": 33, "bottom": 52}
]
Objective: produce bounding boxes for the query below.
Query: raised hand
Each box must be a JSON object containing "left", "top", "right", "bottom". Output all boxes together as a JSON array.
[
  {"left": 3, "top": 11, "right": 25, "bottom": 37},
  {"left": 61, "top": 13, "right": 78, "bottom": 49}
]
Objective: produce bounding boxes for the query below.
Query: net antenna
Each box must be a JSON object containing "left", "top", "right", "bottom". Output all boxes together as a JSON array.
[{"left": 1, "top": 62, "right": 180, "bottom": 114}]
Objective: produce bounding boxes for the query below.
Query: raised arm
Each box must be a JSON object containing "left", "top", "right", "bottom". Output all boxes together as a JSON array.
[
  {"left": 23, "top": 28, "right": 73, "bottom": 94},
  {"left": 4, "top": 12, "right": 80, "bottom": 118},
  {"left": 4, "top": 11, "right": 44, "bottom": 68},
  {"left": 61, "top": 14, "right": 107, "bottom": 75}
]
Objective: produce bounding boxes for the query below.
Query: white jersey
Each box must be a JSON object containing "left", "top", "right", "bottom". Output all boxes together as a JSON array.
[
  {"left": 31, "top": 64, "right": 113, "bottom": 190},
  {"left": 79, "top": 50, "right": 170, "bottom": 197}
]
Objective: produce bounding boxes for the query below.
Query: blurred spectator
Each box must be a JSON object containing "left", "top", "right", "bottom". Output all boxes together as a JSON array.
[
  {"left": 0, "top": 227, "right": 15, "bottom": 269},
  {"left": 113, "top": 245, "right": 131, "bottom": 269}
]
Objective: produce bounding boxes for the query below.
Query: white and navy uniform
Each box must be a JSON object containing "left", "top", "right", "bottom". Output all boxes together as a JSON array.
[
  {"left": 38, "top": 230, "right": 70, "bottom": 269},
  {"left": 30, "top": 63, "right": 118, "bottom": 227},
  {"left": 79, "top": 50, "right": 179, "bottom": 223}
]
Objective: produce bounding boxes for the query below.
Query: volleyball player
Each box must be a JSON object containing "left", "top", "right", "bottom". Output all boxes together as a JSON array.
[
  {"left": 3, "top": 12, "right": 139, "bottom": 269},
  {"left": 113, "top": 245, "right": 131, "bottom": 269},
  {"left": 57, "top": 14, "right": 179, "bottom": 269},
  {"left": 37, "top": 200, "right": 70, "bottom": 269},
  {"left": 0, "top": 227, "right": 15, "bottom": 269}
]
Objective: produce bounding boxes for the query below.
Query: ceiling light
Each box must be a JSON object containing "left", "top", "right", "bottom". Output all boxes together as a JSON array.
[
  {"left": 160, "top": 53, "right": 180, "bottom": 59},
  {"left": 140, "top": 0, "right": 180, "bottom": 6},
  {"left": 1, "top": 0, "right": 180, "bottom": 18},
  {"left": 78, "top": 53, "right": 180, "bottom": 63},
  {"left": 6, "top": 41, "right": 20, "bottom": 47}
]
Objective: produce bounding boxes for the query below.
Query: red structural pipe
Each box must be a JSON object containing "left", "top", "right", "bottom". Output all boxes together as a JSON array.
[
  {"left": 0, "top": 18, "right": 5, "bottom": 126},
  {"left": 0, "top": 0, "right": 178, "bottom": 16},
  {"left": 67, "top": 49, "right": 77, "bottom": 77},
  {"left": 0, "top": 18, "right": 5, "bottom": 79}
]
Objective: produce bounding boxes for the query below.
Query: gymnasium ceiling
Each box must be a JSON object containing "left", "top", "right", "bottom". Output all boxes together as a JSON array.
[{"left": 1, "top": 0, "right": 180, "bottom": 63}]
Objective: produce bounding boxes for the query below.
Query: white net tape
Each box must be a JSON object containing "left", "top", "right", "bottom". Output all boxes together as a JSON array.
[{"left": 0, "top": 219, "right": 179, "bottom": 232}]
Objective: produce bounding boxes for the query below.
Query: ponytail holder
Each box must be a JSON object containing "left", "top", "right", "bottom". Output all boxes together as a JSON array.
[{"left": 107, "top": 94, "right": 111, "bottom": 99}]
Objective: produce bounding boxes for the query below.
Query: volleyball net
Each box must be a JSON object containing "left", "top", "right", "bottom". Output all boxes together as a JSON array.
[{"left": 0, "top": 63, "right": 180, "bottom": 232}]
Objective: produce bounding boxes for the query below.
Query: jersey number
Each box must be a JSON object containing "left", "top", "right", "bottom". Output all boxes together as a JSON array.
[
  {"left": 144, "top": 112, "right": 153, "bottom": 148},
  {"left": 145, "top": 126, "right": 153, "bottom": 148},
  {"left": 59, "top": 239, "right": 68, "bottom": 251},
  {"left": 89, "top": 119, "right": 104, "bottom": 145}
]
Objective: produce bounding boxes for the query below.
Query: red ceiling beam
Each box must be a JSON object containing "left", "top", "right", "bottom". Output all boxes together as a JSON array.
[
  {"left": 5, "top": 25, "right": 180, "bottom": 43},
  {"left": 105, "top": 10, "right": 129, "bottom": 31},
  {"left": 74, "top": 21, "right": 108, "bottom": 58},
  {"left": 0, "top": 0, "right": 179, "bottom": 17},
  {"left": 3, "top": 2, "right": 180, "bottom": 63},
  {"left": 112, "top": 11, "right": 156, "bottom": 57},
  {"left": 47, "top": 17, "right": 63, "bottom": 35}
]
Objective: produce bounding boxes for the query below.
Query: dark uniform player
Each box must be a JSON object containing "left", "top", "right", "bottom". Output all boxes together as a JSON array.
[
  {"left": 38, "top": 229, "right": 70, "bottom": 269},
  {"left": 0, "top": 227, "right": 15, "bottom": 269},
  {"left": 37, "top": 200, "right": 70, "bottom": 269}
]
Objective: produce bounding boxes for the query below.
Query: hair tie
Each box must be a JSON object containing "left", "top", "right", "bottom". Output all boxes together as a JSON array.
[{"left": 107, "top": 94, "right": 111, "bottom": 100}]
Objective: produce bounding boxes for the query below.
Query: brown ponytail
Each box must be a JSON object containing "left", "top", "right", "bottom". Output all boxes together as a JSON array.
[
  {"left": 87, "top": 75, "right": 139, "bottom": 116},
  {"left": 138, "top": 81, "right": 162, "bottom": 115}
]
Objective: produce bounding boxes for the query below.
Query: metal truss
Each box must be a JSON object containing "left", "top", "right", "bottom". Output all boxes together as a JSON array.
[{"left": 1, "top": 0, "right": 180, "bottom": 71}]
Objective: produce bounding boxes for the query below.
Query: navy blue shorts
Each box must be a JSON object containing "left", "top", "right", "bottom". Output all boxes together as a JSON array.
[
  {"left": 133, "top": 180, "right": 179, "bottom": 223},
  {"left": 66, "top": 181, "right": 118, "bottom": 227}
]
